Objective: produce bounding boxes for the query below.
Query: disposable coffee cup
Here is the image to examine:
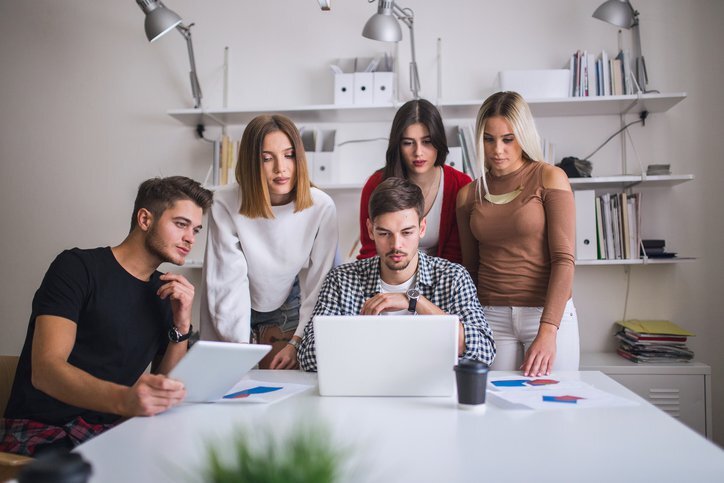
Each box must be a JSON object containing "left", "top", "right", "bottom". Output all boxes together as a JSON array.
[
  {"left": 18, "top": 451, "right": 92, "bottom": 483},
  {"left": 454, "top": 359, "right": 489, "bottom": 410}
]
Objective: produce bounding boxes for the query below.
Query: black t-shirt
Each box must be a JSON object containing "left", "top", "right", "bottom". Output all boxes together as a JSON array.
[{"left": 5, "top": 247, "right": 172, "bottom": 425}]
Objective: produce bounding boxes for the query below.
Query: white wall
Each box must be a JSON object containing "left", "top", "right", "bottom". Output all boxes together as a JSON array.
[{"left": 1, "top": 0, "right": 723, "bottom": 444}]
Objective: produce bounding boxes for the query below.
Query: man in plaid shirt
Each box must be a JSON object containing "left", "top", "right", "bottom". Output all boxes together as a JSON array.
[{"left": 298, "top": 177, "right": 495, "bottom": 372}]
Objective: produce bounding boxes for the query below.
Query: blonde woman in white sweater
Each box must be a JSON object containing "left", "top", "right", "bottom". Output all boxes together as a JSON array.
[{"left": 201, "top": 115, "right": 338, "bottom": 369}]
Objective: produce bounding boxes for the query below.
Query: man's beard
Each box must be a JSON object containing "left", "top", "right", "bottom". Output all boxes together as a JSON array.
[
  {"left": 145, "top": 226, "right": 184, "bottom": 266},
  {"left": 383, "top": 250, "right": 411, "bottom": 272}
]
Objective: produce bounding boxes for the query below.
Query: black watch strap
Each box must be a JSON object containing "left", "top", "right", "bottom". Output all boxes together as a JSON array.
[
  {"left": 169, "top": 324, "right": 193, "bottom": 343},
  {"left": 407, "top": 289, "right": 420, "bottom": 314}
]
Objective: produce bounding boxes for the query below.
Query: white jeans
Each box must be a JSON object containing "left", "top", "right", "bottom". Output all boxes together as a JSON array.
[{"left": 485, "top": 299, "right": 580, "bottom": 371}]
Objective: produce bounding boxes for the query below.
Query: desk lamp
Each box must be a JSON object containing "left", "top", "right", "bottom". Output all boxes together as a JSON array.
[
  {"left": 136, "top": 0, "right": 203, "bottom": 108},
  {"left": 593, "top": 0, "right": 652, "bottom": 93},
  {"left": 362, "top": 0, "right": 420, "bottom": 99}
]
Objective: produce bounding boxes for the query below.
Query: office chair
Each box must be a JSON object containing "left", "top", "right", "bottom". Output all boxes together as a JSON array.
[{"left": 0, "top": 355, "right": 32, "bottom": 481}]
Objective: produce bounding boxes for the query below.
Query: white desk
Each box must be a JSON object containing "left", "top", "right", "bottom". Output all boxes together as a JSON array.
[{"left": 75, "top": 370, "right": 724, "bottom": 483}]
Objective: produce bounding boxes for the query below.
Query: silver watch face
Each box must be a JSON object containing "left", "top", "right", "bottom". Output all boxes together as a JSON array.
[
  {"left": 169, "top": 327, "right": 181, "bottom": 342},
  {"left": 169, "top": 326, "right": 192, "bottom": 342},
  {"left": 407, "top": 288, "right": 420, "bottom": 299}
]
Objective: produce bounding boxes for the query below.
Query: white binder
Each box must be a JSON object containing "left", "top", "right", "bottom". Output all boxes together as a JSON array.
[
  {"left": 372, "top": 71, "right": 394, "bottom": 105},
  {"left": 313, "top": 129, "right": 337, "bottom": 184},
  {"left": 574, "top": 190, "right": 598, "bottom": 260},
  {"left": 353, "top": 72, "right": 374, "bottom": 105},
  {"left": 334, "top": 73, "right": 354, "bottom": 105}
]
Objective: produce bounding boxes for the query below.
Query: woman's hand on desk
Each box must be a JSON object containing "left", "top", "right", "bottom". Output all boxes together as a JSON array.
[
  {"left": 520, "top": 323, "right": 558, "bottom": 377},
  {"left": 269, "top": 343, "right": 299, "bottom": 370}
]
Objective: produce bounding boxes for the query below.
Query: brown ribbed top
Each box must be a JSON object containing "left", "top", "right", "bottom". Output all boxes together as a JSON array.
[{"left": 464, "top": 161, "right": 575, "bottom": 327}]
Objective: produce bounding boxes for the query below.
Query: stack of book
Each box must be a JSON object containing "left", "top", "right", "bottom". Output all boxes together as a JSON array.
[
  {"left": 640, "top": 239, "right": 676, "bottom": 258},
  {"left": 615, "top": 320, "right": 695, "bottom": 363},
  {"left": 205, "top": 134, "right": 239, "bottom": 188},
  {"left": 595, "top": 192, "right": 641, "bottom": 260},
  {"left": 568, "top": 49, "right": 633, "bottom": 97}
]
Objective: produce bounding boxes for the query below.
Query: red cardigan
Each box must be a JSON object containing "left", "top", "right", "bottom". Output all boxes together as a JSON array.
[{"left": 357, "top": 165, "right": 472, "bottom": 264}]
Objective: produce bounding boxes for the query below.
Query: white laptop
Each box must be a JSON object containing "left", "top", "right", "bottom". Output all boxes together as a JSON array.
[
  {"left": 314, "top": 315, "right": 459, "bottom": 397},
  {"left": 168, "top": 341, "right": 271, "bottom": 402}
]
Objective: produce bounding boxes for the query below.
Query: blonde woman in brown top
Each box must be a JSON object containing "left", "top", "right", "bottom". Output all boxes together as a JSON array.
[{"left": 456, "top": 91, "right": 579, "bottom": 377}]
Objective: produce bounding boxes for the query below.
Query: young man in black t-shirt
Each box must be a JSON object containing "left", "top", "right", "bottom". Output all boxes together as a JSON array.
[{"left": 0, "top": 176, "right": 213, "bottom": 456}]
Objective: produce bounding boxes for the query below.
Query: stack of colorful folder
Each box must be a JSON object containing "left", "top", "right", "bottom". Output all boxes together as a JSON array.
[{"left": 615, "top": 320, "right": 694, "bottom": 363}]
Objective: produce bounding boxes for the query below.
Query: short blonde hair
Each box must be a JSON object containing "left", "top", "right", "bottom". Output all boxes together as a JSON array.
[
  {"left": 236, "top": 114, "right": 313, "bottom": 219},
  {"left": 474, "top": 91, "right": 544, "bottom": 200}
]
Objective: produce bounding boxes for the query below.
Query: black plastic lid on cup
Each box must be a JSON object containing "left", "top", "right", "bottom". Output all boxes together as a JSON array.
[
  {"left": 18, "top": 452, "right": 92, "bottom": 483},
  {"left": 454, "top": 359, "right": 489, "bottom": 374}
]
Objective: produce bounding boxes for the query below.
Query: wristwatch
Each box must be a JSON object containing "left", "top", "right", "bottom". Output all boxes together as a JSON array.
[
  {"left": 287, "top": 338, "right": 301, "bottom": 351},
  {"left": 406, "top": 288, "right": 420, "bottom": 314},
  {"left": 168, "top": 324, "right": 193, "bottom": 343}
]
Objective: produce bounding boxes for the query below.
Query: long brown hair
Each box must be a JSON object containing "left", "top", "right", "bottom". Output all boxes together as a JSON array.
[
  {"left": 383, "top": 99, "right": 449, "bottom": 179},
  {"left": 236, "top": 114, "right": 313, "bottom": 219}
]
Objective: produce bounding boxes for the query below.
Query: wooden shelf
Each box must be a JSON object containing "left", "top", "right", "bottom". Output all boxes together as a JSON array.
[
  {"left": 569, "top": 174, "right": 694, "bottom": 190},
  {"left": 168, "top": 92, "right": 687, "bottom": 127},
  {"left": 576, "top": 257, "right": 696, "bottom": 266}
]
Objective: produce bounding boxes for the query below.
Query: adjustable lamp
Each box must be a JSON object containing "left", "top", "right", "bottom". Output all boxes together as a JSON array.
[
  {"left": 362, "top": 0, "right": 420, "bottom": 99},
  {"left": 592, "top": 0, "right": 650, "bottom": 93},
  {"left": 136, "top": 0, "right": 203, "bottom": 108}
]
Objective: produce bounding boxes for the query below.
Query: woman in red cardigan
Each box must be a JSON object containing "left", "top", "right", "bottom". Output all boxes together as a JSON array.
[{"left": 358, "top": 99, "right": 472, "bottom": 263}]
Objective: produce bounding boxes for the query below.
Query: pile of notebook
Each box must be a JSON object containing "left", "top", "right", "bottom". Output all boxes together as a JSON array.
[
  {"left": 615, "top": 320, "right": 695, "bottom": 363},
  {"left": 640, "top": 239, "right": 676, "bottom": 258}
]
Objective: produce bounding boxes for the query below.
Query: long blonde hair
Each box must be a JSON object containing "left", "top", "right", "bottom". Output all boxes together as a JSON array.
[
  {"left": 236, "top": 114, "right": 313, "bottom": 219},
  {"left": 474, "top": 91, "right": 544, "bottom": 201}
]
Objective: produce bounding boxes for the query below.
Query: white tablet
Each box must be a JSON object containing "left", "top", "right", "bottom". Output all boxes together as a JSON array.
[{"left": 168, "top": 341, "right": 271, "bottom": 402}]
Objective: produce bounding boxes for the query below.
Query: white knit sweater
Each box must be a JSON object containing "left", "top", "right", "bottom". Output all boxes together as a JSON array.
[{"left": 200, "top": 184, "right": 338, "bottom": 342}]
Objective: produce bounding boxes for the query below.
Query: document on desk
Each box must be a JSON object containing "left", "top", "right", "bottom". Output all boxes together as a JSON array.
[
  {"left": 218, "top": 379, "right": 314, "bottom": 404},
  {"left": 487, "top": 376, "right": 639, "bottom": 410}
]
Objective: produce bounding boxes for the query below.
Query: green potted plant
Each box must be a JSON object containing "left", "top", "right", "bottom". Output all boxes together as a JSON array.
[{"left": 202, "top": 423, "right": 349, "bottom": 483}]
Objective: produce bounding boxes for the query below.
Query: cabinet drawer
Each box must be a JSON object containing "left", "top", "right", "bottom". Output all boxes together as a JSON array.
[{"left": 608, "top": 373, "right": 707, "bottom": 437}]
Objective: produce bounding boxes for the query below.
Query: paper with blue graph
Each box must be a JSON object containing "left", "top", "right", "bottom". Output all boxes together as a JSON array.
[
  {"left": 218, "top": 379, "right": 313, "bottom": 404},
  {"left": 487, "top": 375, "right": 638, "bottom": 410}
]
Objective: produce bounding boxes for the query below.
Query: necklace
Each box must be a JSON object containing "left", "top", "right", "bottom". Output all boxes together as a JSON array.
[{"left": 418, "top": 167, "right": 441, "bottom": 216}]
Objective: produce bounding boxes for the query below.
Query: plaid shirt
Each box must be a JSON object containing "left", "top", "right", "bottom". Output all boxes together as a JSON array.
[
  {"left": 0, "top": 417, "right": 115, "bottom": 456},
  {"left": 298, "top": 251, "right": 495, "bottom": 372}
]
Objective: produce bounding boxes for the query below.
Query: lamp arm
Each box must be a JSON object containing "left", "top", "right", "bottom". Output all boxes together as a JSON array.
[
  {"left": 624, "top": 1, "right": 652, "bottom": 93},
  {"left": 630, "top": 15, "right": 649, "bottom": 92},
  {"left": 177, "top": 23, "right": 203, "bottom": 109},
  {"left": 391, "top": 4, "right": 420, "bottom": 99},
  {"left": 391, "top": 3, "right": 412, "bottom": 29}
]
